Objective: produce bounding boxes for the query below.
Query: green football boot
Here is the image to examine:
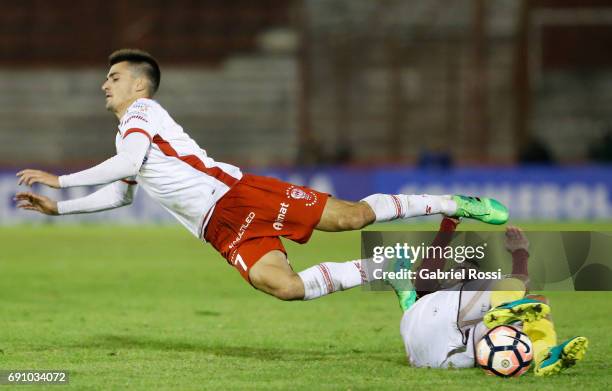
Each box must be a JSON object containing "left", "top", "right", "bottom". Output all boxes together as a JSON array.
[
  {"left": 535, "top": 336, "right": 589, "bottom": 376},
  {"left": 394, "top": 289, "right": 417, "bottom": 313},
  {"left": 451, "top": 195, "right": 509, "bottom": 225},
  {"left": 386, "top": 257, "right": 417, "bottom": 312},
  {"left": 483, "top": 298, "right": 551, "bottom": 329}
]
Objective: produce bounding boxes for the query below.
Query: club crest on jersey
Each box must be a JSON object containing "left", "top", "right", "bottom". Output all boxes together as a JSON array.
[
  {"left": 286, "top": 185, "right": 318, "bottom": 207},
  {"left": 131, "top": 103, "right": 149, "bottom": 113}
]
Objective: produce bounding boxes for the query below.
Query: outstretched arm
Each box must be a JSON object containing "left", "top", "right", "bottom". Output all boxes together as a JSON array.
[
  {"left": 15, "top": 180, "right": 137, "bottom": 216},
  {"left": 414, "top": 217, "right": 460, "bottom": 296},
  {"left": 16, "top": 132, "right": 150, "bottom": 189},
  {"left": 504, "top": 225, "right": 530, "bottom": 277},
  {"left": 488, "top": 226, "right": 531, "bottom": 308}
]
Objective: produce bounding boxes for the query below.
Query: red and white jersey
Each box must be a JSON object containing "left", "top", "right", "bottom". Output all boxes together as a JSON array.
[{"left": 116, "top": 98, "right": 242, "bottom": 238}]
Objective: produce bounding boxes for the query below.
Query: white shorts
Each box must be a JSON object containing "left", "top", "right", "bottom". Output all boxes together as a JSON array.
[{"left": 400, "top": 281, "right": 492, "bottom": 368}]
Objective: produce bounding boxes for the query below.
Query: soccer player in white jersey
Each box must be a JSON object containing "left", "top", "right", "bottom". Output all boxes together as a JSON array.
[
  {"left": 16, "top": 48, "right": 509, "bottom": 302},
  {"left": 395, "top": 222, "right": 588, "bottom": 375}
]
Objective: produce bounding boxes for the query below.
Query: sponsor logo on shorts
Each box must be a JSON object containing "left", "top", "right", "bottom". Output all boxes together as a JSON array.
[
  {"left": 229, "top": 211, "right": 256, "bottom": 250},
  {"left": 273, "top": 202, "right": 290, "bottom": 231},
  {"left": 285, "top": 185, "right": 318, "bottom": 207}
]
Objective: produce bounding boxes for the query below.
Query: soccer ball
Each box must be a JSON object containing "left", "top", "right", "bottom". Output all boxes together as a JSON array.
[{"left": 476, "top": 325, "right": 533, "bottom": 377}]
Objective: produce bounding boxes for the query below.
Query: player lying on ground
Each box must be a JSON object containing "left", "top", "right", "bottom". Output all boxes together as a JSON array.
[
  {"left": 391, "top": 219, "right": 588, "bottom": 375},
  {"left": 15, "top": 48, "right": 509, "bottom": 302}
]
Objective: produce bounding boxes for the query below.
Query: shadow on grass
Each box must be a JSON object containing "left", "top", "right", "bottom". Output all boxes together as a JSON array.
[
  {"left": 194, "top": 310, "right": 221, "bottom": 317},
  {"left": 79, "top": 334, "right": 341, "bottom": 361}
]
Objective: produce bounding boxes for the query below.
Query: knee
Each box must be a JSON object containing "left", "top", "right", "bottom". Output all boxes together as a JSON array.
[
  {"left": 250, "top": 270, "right": 303, "bottom": 301},
  {"left": 336, "top": 204, "right": 371, "bottom": 230},
  {"left": 268, "top": 278, "right": 303, "bottom": 301},
  {"left": 272, "top": 285, "right": 302, "bottom": 301}
]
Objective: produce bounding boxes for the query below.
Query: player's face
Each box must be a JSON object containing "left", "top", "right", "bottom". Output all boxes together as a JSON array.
[{"left": 101, "top": 62, "right": 139, "bottom": 113}]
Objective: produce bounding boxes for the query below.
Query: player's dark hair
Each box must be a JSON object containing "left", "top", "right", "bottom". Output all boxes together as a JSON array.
[{"left": 109, "top": 49, "right": 161, "bottom": 96}]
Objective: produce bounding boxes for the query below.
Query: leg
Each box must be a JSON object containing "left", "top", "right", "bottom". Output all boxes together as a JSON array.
[
  {"left": 533, "top": 334, "right": 588, "bottom": 376},
  {"left": 486, "top": 292, "right": 556, "bottom": 359},
  {"left": 316, "top": 195, "right": 457, "bottom": 232},
  {"left": 483, "top": 292, "right": 588, "bottom": 376},
  {"left": 316, "top": 198, "right": 375, "bottom": 231},
  {"left": 314, "top": 192, "right": 506, "bottom": 232},
  {"left": 521, "top": 295, "right": 588, "bottom": 376},
  {"left": 489, "top": 277, "right": 527, "bottom": 308},
  {"left": 248, "top": 250, "right": 305, "bottom": 301},
  {"left": 248, "top": 248, "right": 368, "bottom": 301},
  {"left": 484, "top": 279, "right": 551, "bottom": 328},
  {"left": 357, "top": 193, "right": 508, "bottom": 226}
]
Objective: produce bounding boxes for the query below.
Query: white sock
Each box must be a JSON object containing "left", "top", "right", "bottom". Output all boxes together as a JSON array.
[
  {"left": 361, "top": 194, "right": 457, "bottom": 222},
  {"left": 298, "top": 260, "right": 367, "bottom": 300}
]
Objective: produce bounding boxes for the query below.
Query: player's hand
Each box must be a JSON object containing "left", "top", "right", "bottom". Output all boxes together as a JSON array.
[
  {"left": 504, "top": 225, "right": 529, "bottom": 253},
  {"left": 14, "top": 192, "right": 59, "bottom": 215},
  {"left": 16, "top": 169, "right": 60, "bottom": 188}
]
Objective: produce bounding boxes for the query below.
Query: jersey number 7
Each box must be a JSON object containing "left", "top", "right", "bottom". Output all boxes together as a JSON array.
[{"left": 234, "top": 253, "right": 247, "bottom": 271}]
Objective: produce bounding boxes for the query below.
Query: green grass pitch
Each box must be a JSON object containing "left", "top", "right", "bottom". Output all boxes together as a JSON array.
[{"left": 0, "top": 223, "right": 610, "bottom": 390}]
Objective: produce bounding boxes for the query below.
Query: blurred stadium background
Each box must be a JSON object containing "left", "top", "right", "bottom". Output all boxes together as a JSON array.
[{"left": 1, "top": 0, "right": 612, "bottom": 224}]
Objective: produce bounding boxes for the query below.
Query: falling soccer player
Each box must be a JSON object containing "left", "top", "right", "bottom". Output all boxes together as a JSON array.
[
  {"left": 392, "top": 220, "right": 588, "bottom": 375},
  {"left": 15, "top": 48, "right": 509, "bottom": 302}
]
